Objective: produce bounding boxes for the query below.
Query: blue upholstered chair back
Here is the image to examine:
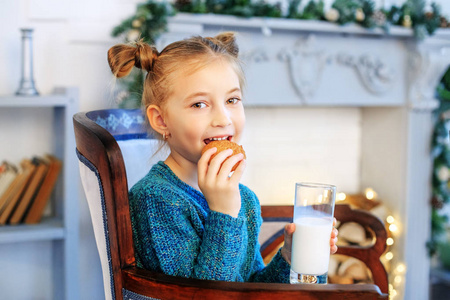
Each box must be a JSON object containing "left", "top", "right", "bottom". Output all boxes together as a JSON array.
[
  {"left": 75, "top": 109, "right": 165, "bottom": 300},
  {"left": 85, "top": 109, "right": 168, "bottom": 188}
]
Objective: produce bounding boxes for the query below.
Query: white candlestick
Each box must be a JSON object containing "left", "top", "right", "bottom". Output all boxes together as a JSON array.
[{"left": 16, "top": 28, "right": 39, "bottom": 96}]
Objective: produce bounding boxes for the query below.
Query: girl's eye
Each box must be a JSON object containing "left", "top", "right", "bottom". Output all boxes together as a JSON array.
[
  {"left": 192, "top": 102, "right": 207, "bottom": 109},
  {"left": 227, "top": 97, "right": 241, "bottom": 104}
]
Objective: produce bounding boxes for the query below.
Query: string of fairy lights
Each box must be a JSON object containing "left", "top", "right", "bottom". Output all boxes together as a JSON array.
[{"left": 336, "top": 188, "right": 405, "bottom": 299}]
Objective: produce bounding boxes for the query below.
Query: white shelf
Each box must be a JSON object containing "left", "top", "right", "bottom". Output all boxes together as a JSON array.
[
  {"left": 0, "top": 87, "right": 79, "bottom": 300},
  {"left": 0, "top": 218, "right": 64, "bottom": 244},
  {"left": 0, "top": 96, "right": 74, "bottom": 107},
  {"left": 0, "top": 88, "right": 78, "bottom": 107}
]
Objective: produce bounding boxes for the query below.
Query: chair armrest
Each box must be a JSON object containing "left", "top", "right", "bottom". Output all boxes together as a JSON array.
[
  {"left": 260, "top": 204, "right": 389, "bottom": 295},
  {"left": 121, "top": 266, "right": 388, "bottom": 299}
]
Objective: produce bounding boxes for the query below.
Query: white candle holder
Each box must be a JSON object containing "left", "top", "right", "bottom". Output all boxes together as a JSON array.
[{"left": 16, "top": 28, "right": 39, "bottom": 96}]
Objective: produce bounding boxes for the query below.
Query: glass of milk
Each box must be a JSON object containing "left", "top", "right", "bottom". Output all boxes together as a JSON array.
[{"left": 290, "top": 182, "right": 336, "bottom": 284}]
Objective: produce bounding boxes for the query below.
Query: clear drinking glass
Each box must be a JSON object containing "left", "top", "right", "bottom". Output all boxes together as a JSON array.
[{"left": 290, "top": 182, "right": 336, "bottom": 284}]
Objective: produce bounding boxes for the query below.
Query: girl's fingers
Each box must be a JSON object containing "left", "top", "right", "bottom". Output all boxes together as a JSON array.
[
  {"left": 280, "top": 223, "right": 295, "bottom": 263},
  {"left": 283, "top": 223, "right": 295, "bottom": 249},
  {"left": 198, "top": 147, "right": 217, "bottom": 181},
  {"left": 331, "top": 228, "right": 338, "bottom": 238},
  {"left": 218, "top": 153, "right": 244, "bottom": 180},
  {"left": 330, "top": 223, "right": 338, "bottom": 255},
  {"left": 330, "top": 244, "right": 338, "bottom": 254},
  {"left": 285, "top": 223, "right": 295, "bottom": 235},
  {"left": 330, "top": 236, "right": 338, "bottom": 246},
  {"left": 206, "top": 149, "right": 234, "bottom": 177},
  {"left": 228, "top": 158, "right": 246, "bottom": 184}
]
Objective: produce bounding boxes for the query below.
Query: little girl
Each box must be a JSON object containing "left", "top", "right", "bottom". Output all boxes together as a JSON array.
[{"left": 107, "top": 32, "right": 338, "bottom": 283}]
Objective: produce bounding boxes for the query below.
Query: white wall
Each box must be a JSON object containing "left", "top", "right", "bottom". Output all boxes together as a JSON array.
[
  {"left": 1, "top": 1, "right": 450, "bottom": 299},
  {"left": 242, "top": 107, "right": 361, "bottom": 205}
]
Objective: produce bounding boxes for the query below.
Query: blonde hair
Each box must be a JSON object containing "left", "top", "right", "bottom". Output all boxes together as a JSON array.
[{"left": 107, "top": 32, "right": 245, "bottom": 116}]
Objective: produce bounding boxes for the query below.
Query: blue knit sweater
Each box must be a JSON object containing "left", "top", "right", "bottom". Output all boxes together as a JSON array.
[{"left": 128, "top": 161, "right": 290, "bottom": 283}]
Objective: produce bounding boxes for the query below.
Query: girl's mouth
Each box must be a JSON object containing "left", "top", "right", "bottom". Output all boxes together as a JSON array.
[{"left": 204, "top": 136, "right": 232, "bottom": 145}]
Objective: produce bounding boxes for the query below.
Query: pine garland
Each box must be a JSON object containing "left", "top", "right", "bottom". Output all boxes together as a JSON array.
[
  {"left": 112, "top": 1, "right": 174, "bottom": 44},
  {"left": 429, "top": 67, "right": 450, "bottom": 257},
  {"left": 301, "top": 0, "right": 325, "bottom": 20},
  {"left": 111, "top": 1, "right": 175, "bottom": 108}
]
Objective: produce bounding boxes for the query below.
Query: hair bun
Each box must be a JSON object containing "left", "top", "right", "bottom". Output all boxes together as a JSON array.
[
  {"left": 107, "top": 41, "right": 159, "bottom": 78},
  {"left": 134, "top": 41, "right": 158, "bottom": 72},
  {"left": 214, "top": 32, "right": 239, "bottom": 57}
]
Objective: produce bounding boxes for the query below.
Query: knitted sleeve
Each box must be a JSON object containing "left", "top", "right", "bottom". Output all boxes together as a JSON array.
[
  {"left": 249, "top": 247, "right": 291, "bottom": 283},
  {"left": 130, "top": 184, "right": 247, "bottom": 281}
]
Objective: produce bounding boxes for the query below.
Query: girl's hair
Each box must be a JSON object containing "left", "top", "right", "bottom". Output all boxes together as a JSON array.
[{"left": 107, "top": 32, "right": 245, "bottom": 118}]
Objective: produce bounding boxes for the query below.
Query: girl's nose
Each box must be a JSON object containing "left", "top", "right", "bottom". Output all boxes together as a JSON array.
[{"left": 211, "top": 107, "right": 232, "bottom": 127}]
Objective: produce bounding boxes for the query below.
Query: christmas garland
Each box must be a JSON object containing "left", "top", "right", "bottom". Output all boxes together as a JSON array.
[
  {"left": 429, "top": 67, "right": 450, "bottom": 257},
  {"left": 111, "top": 0, "right": 449, "bottom": 108}
]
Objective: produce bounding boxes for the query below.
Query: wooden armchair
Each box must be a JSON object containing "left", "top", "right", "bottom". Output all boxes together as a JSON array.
[{"left": 73, "top": 109, "right": 388, "bottom": 300}]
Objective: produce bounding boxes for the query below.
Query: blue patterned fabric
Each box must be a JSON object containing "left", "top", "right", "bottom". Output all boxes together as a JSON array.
[
  {"left": 122, "top": 289, "right": 160, "bottom": 300},
  {"left": 87, "top": 109, "right": 149, "bottom": 140},
  {"left": 129, "top": 161, "right": 290, "bottom": 283}
]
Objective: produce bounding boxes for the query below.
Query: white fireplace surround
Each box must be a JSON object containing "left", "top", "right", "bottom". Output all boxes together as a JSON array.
[{"left": 161, "top": 13, "right": 450, "bottom": 300}]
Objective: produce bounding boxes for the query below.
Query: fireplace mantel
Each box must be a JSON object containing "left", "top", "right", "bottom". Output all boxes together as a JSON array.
[
  {"left": 162, "top": 14, "right": 450, "bottom": 300},
  {"left": 165, "top": 13, "right": 450, "bottom": 110},
  {"left": 170, "top": 13, "right": 415, "bottom": 37}
]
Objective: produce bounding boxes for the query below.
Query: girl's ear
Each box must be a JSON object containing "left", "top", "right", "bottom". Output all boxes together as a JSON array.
[{"left": 146, "top": 105, "right": 167, "bottom": 135}]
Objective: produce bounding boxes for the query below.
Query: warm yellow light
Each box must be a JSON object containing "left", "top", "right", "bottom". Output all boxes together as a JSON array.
[
  {"left": 389, "top": 224, "right": 398, "bottom": 232},
  {"left": 385, "top": 252, "right": 394, "bottom": 260},
  {"left": 396, "top": 264, "right": 406, "bottom": 273},
  {"left": 365, "top": 188, "right": 376, "bottom": 200},
  {"left": 364, "top": 187, "right": 378, "bottom": 200},
  {"left": 391, "top": 289, "right": 398, "bottom": 297},
  {"left": 387, "top": 216, "right": 395, "bottom": 224},
  {"left": 387, "top": 238, "right": 394, "bottom": 246},
  {"left": 318, "top": 194, "right": 323, "bottom": 203},
  {"left": 394, "top": 275, "right": 402, "bottom": 284},
  {"left": 337, "top": 192, "right": 346, "bottom": 201}
]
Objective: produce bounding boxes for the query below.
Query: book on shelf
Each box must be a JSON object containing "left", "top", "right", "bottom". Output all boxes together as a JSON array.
[
  {"left": 0, "top": 160, "right": 29, "bottom": 215},
  {"left": 0, "top": 160, "right": 36, "bottom": 225},
  {"left": 0, "top": 154, "right": 62, "bottom": 226},
  {"left": 24, "top": 155, "right": 62, "bottom": 224},
  {"left": 9, "top": 157, "right": 50, "bottom": 225},
  {"left": 0, "top": 161, "right": 18, "bottom": 199}
]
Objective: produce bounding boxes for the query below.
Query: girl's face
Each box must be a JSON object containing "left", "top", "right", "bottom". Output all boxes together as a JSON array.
[{"left": 162, "top": 59, "right": 245, "bottom": 166}]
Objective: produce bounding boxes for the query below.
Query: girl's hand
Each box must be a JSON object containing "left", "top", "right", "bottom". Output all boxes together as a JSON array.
[
  {"left": 281, "top": 223, "right": 295, "bottom": 264},
  {"left": 198, "top": 147, "right": 246, "bottom": 218},
  {"left": 280, "top": 218, "right": 339, "bottom": 264},
  {"left": 330, "top": 218, "right": 339, "bottom": 254}
]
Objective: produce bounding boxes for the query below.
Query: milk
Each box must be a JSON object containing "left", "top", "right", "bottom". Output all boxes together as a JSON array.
[{"left": 291, "top": 216, "right": 332, "bottom": 275}]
